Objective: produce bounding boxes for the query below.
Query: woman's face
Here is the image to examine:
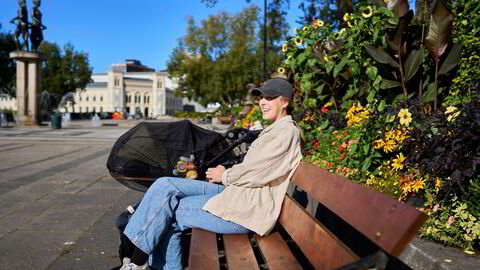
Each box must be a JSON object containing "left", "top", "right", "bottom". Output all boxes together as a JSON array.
[{"left": 258, "top": 96, "right": 289, "bottom": 122}]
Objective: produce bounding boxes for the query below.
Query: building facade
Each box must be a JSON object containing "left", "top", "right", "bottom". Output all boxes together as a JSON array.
[{"left": 0, "top": 59, "right": 207, "bottom": 118}]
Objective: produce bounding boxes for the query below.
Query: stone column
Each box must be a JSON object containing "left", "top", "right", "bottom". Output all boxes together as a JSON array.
[{"left": 9, "top": 51, "right": 46, "bottom": 126}]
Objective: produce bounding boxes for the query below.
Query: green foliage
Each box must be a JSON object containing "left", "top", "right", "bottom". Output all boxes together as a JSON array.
[
  {"left": 38, "top": 42, "right": 93, "bottom": 114},
  {"left": 420, "top": 196, "right": 480, "bottom": 251},
  {"left": 0, "top": 27, "right": 16, "bottom": 98},
  {"left": 445, "top": 0, "right": 480, "bottom": 106}
]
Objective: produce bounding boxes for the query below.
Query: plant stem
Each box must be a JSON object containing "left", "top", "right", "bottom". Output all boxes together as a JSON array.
[
  {"left": 398, "top": 52, "right": 408, "bottom": 100},
  {"left": 434, "top": 59, "right": 439, "bottom": 111}
]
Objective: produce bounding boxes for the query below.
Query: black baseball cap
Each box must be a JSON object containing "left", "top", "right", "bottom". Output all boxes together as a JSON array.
[{"left": 250, "top": 79, "right": 293, "bottom": 100}]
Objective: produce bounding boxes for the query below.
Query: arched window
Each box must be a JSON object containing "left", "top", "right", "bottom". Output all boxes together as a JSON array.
[
  {"left": 86, "top": 96, "right": 89, "bottom": 102},
  {"left": 114, "top": 77, "right": 120, "bottom": 86},
  {"left": 100, "top": 96, "right": 103, "bottom": 102},
  {"left": 78, "top": 95, "right": 82, "bottom": 101},
  {"left": 93, "top": 95, "right": 96, "bottom": 102}
]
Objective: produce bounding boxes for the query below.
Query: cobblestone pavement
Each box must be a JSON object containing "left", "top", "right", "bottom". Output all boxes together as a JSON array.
[{"left": 0, "top": 119, "right": 232, "bottom": 270}]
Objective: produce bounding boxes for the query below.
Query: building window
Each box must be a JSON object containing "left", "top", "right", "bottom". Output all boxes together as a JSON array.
[
  {"left": 86, "top": 107, "right": 89, "bottom": 112},
  {"left": 144, "top": 95, "right": 147, "bottom": 103},
  {"left": 128, "top": 95, "right": 131, "bottom": 103},
  {"left": 86, "top": 96, "right": 89, "bottom": 101},
  {"left": 157, "top": 79, "right": 162, "bottom": 88},
  {"left": 100, "top": 96, "right": 103, "bottom": 102},
  {"left": 114, "top": 77, "right": 120, "bottom": 86},
  {"left": 100, "top": 107, "right": 103, "bottom": 112},
  {"left": 93, "top": 107, "right": 96, "bottom": 113},
  {"left": 93, "top": 96, "right": 96, "bottom": 102},
  {"left": 79, "top": 106, "right": 82, "bottom": 112},
  {"left": 147, "top": 96, "right": 150, "bottom": 103},
  {"left": 79, "top": 95, "right": 82, "bottom": 101}
]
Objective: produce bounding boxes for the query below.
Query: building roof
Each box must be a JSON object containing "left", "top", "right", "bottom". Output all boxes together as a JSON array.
[{"left": 86, "top": 82, "right": 108, "bottom": 88}]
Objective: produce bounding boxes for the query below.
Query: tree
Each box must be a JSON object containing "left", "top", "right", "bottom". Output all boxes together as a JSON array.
[
  {"left": 168, "top": 6, "right": 288, "bottom": 107},
  {"left": 38, "top": 42, "right": 92, "bottom": 113},
  {"left": 0, "top": 24, "right": 17, "bottom": 98}
]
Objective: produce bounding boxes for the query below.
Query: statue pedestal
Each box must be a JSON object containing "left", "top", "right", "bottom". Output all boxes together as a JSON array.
[{"left": 9, "top": 51, "right": 46, "bottom": 126}]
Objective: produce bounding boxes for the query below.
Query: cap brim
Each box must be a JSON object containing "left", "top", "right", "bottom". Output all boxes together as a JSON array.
[{"left": 250, "top": 88, "right": 280, "bottom": 97}]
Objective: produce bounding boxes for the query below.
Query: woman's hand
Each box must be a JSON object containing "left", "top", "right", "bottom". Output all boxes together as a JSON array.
[{"left": 206, "top": 165, "right": 225, "bottom": 183}]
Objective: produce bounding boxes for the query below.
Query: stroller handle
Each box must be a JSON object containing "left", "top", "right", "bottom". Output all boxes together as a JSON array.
[{"left": 198, "top": 129, "right": 261, "bottom": 171}]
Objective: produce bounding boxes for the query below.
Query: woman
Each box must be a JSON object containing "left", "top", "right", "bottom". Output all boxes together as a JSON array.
[{"left": 121, "top": 78, "right": 302, "bottom": 270}]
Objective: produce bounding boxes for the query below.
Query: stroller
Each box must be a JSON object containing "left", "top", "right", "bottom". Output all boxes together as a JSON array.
[{"left": 106, "top": 120, "right": 260, "bottom": 266}]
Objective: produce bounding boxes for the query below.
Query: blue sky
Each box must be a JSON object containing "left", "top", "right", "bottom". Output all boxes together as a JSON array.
[{"left": 1, "top": 0, "right": 305, "bottom": 73}]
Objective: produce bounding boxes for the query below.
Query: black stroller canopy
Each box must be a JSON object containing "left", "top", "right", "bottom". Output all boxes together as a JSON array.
[{"left": 107, "top": 120, "right": 230, "bottom": 180}]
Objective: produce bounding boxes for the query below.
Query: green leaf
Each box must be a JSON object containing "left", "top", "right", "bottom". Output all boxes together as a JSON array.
[
  {"left": 325, "top": 61, "right": 335, "bottom": 74},
  {"left": 380, "top": 79, "right": 402, "bottom": 89},
  {"left": 424, "top": 83, "right": 437, "bottom": 102},
  {"left": 362, "top": 157, "right": 372, "bottom": 171},
  {"left": 388, "top": 10, "right": 413, "bottom": 53},
  {"left": 372, "top": 151, "right": 382, "bottom": 158},
  {"left": 366, "top": 66, "right": 378, "bottom": 80},
  {"left": 351, "top": 144, "right": 358, "bottom": 154},
  {"left": 297, "top": 52, "right": 308, "bottom": 65},
  {"left": 378, "top": 99, "right": 386, "bottom": 112},
  {"left": 404, "top": 48, "right": 425, "bottom": 81},
  {"left": 363, "top": 144, "right": 370, "bottom": 155},
  {"left": 333, "top": 56, "right": 348, "bottom": 78},
  {"left": 439, "top": 44, "right": 462, "bottom": 75},
  {"left": 364, "top": 45, "right": 399, "bottom": 68},
  {"left": 315, "top": 83, "right": 325, "bottom": 95},
  {"left": 318, "top": 119, "right": 329, "bottom": 130}
]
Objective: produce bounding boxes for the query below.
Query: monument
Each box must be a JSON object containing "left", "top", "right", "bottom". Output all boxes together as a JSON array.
[{"left": 9, "top": 0, "right": 47, "bottom": 126}]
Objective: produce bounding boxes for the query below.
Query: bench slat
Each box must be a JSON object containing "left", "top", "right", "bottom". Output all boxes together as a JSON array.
[
  {"left": 291, "top": 161, "right": 428, "bottom": 256},
  {"left": 279, "top": 196, "right": 358, "bottom": 269},
  {"left": 187, "top": 228, "right": 220, "bottom": 270},
  {"left": 256, "top": 232, "right": 302, "bottom": 270},
  {"left": 223, "top": 234, "right": 260, "bottom": 270}
]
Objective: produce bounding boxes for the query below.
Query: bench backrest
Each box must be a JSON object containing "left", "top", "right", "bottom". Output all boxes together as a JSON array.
[{"left": 278, "top": 161, "right": 428, "bottom": 269}]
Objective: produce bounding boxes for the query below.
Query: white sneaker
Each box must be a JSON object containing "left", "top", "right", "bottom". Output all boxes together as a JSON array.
[{"left": 120, "top": 260, "right": 148, "bottom": 270}]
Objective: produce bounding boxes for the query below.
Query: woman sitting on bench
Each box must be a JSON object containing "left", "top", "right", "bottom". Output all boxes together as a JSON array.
[{"left": 121, "top": 78, "right": 303, "bottom": 270}]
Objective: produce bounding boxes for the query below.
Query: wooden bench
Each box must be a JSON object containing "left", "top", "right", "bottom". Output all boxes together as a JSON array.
[{"left": 186, "top": 161, "right": 428, "bottom": 270}]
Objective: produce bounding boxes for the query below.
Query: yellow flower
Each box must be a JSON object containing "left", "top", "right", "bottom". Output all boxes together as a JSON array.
[
  {"left": 339, "top": 28, "right": 346, "bottom": 35},
  {"left": 412, "top": 179, "right": 425, "bottom": 192},
  {"left": 285, "top": 59, "right": 290, "bottom": 64},
  {"left": 294, "top": 37, "right": 303, "bottom": 45},
  {"left": 277, "top": 67, "right": 286, "bottom": 74},
  {"left": 436, "top": 178, "right": 442, "bottom": 192},
  {"left": 383, "top": 140, "right": 396, "bottom": 153},
  {"left": 446, "top": 106, "right": 457, "bottom": 114},
  {"left": 316, "top": 19, "right": 324, "bottom": 27},
  {"left": 384, "top": 0, "right": 389, "bottom": 3},
  {"left": 282, "top": 44, "right": 288, "bottom": 52},
  {"left": 303, "top": 26, "right": 309, "bottom": 32},
  {"left": 373, "top": 139, "right": 385, "bottom": 149},
  {"left": 398, "top": 108, "right": 412, "bottom": 126},
  {"left": 347, "top": 21, "right": 353, "bottom": 28},
  {"left": 362, "top": 6, "right": 373, "bottom": 18},
  {"left": 287, "top": 54, "right": 293, "bottom": 60},
  {"left": 343, "top": 13, "right": 350, "bottom": 22},
  {"left": 392, "top": 153, "right": 405, "bottom": 170},
  {"left": 294, "top": 28, "right": 301, "bottom": 34},
  {"left": 324, "top": 102, "right": 333, "bottom": 108},
  {"left": 447, "top": 112, "right": 460, "bottom": 122},
  {"left": 323, "top": 56, "right": 330, "bottom": 62},
  {"left": 385, "top": 130, "right": 396, "bottom": 140}
]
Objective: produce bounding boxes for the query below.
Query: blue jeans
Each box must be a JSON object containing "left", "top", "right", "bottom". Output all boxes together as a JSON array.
[{"left": 123, "top": 177, "right": 250, "bottom": 270}]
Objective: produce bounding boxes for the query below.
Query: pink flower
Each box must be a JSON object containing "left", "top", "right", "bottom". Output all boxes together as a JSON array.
[
  {"left": 447, "top": 216, "right": 455, "bottom": 226},
  {"left": 433, "top": 204, "right": 439, "bottom": 212}
]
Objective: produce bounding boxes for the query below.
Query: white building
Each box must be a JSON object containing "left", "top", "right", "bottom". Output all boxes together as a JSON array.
[{"left": 0, "top": 59, "right": 208, "bottom": 118}]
